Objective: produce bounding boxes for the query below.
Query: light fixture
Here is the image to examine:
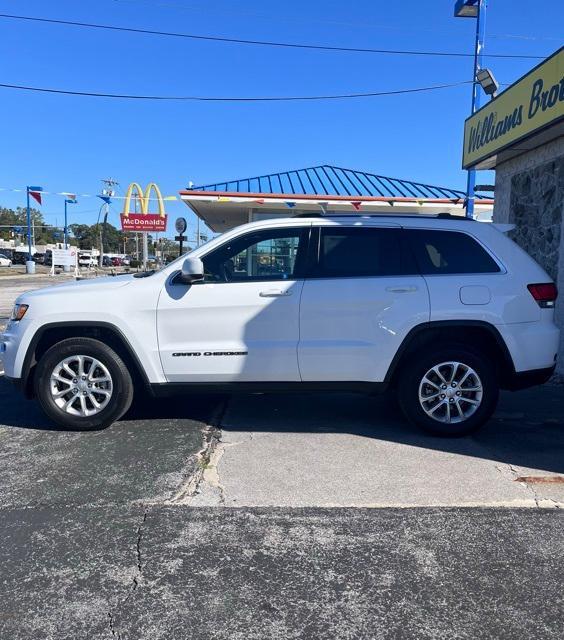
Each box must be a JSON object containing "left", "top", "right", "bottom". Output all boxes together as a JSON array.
[
  {"left": 476, "top": 67, "right": 499, "bottom": 97},
  {"left": 454, "top": 0, "right": 479, "bottom": 17}
]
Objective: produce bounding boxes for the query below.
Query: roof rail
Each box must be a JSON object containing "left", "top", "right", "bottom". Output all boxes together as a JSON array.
[{"left": 292, "top": 212, "right": 473, "bottom": 221}]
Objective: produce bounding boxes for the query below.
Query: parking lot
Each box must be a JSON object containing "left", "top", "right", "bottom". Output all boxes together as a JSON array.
[{"left": 1, "top": 273, "right": 563, "bottom": 639}]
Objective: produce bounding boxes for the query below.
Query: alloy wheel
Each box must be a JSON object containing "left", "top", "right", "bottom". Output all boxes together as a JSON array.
[
  {"left": 418, "top": 361, "right": 483, "bottom": 424},
  {"left": 49, "top": 355, "right": 113, "bottom": 417}
]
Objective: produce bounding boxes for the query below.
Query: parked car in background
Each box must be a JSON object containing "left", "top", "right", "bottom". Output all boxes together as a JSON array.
[
  {"left": 121, "top": 255, "right": 131, "bottom": 266},
  {"left": 78, "top": 252, "right": 96, "bottom": 267},
  {"left": 11, "top": 251, "right": 27, "bottom": 265},
  {"left": 0, "top": 253, "right": 12, "bottom": 267},
  {"left": 33, "top": 252, "right": 46, "bottom": 265},
  {"left": 44, "top": 250, "right": 53, "bottom": 267},
  {"left": 111, "top": 256, "right": 123, "bottom": 267},
  {"left": 102, "top": 255, "right": 112, "bottom": 267}
]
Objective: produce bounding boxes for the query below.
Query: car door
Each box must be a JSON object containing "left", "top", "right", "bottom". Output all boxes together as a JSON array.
[
  {"left": 298, "top": 223, "right": 430, "bottom": 382},
  {"left": 157, "top": 224, "right": 310, "bottom": 382}
]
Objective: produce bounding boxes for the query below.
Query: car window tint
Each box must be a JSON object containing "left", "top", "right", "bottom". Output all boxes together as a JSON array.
[
  {"left": 202, "top": 227, "right": 307, "bottom": 283},
  {"left": 314, "top": 227, "right": 406, "bottom": 278},
  {"left": 407, "top": 229, "right": 500, "bottom": 274}
]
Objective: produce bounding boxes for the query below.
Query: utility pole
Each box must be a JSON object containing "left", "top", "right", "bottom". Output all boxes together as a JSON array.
[
  {"left": 454, "top": 0, "right": 487, "bottom": 219},
  {"left": 98, "top": 177, "right": 119, "bottom": 267}
]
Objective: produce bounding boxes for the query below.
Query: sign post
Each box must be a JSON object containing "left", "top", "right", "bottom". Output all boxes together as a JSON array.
[
  {"left": 120, "top": 183, "right": 168, "bottom": 270},
  {"left": 175, "top": 217, "right": 187, "bottom": 257}
]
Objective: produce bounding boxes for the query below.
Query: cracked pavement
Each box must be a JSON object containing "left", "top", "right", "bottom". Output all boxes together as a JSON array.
[{"left": 0, "top": 371, "right": 563, "bottom": 637}]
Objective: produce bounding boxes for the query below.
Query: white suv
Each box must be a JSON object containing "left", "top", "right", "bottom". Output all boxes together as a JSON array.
[{"left": 1, "top": 214, "right": 559, "bottom": 436}]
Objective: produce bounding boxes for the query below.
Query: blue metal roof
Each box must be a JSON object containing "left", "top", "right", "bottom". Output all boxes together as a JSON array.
[{"left": 190, "top": 165, "right": 488, "bottom": 200}]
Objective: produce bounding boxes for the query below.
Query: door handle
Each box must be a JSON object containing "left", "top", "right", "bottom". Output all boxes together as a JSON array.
[
  {"left": 386, "top": 286, "right": 418, "bottom": 293},
  {"left": 259, "top": 290, "right": 292, "bottom": 297}
]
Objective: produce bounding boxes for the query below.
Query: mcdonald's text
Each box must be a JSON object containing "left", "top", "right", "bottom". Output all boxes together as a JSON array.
[{"left": 120, "top": 214, "right": 168, "bottom": 232}]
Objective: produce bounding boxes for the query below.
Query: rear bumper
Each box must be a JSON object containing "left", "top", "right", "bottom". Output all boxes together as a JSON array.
[{"left": 504, "top": 365, "right": 556, "bottom": 391}]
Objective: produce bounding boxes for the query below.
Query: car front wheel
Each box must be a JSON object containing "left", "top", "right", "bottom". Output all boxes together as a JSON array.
[
  {"left": 397, "top": 346, "right": 499, "bottom": 437},
  {"left": 35, "top": 337, "right": 134, "bottom": 430}
]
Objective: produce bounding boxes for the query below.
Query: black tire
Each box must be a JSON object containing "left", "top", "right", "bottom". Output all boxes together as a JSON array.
[
  {"left": 397, "top": 345, "right": 499, "bottom": 437},
  {"left": 34, "top": 337, "right": 134, "bottom": 431}
]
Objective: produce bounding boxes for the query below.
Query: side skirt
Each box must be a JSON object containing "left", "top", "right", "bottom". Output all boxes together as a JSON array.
[{"left": 149, "top": 381, "right": 388, "bottom": 397}]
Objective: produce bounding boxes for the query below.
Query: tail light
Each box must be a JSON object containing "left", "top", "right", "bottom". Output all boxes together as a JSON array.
[{"left": 527, "top": 283, "right": 558, "bottom": 308}]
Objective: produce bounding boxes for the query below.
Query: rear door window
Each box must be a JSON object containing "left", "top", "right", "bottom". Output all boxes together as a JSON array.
[
  {"left": 406, "top": 229, "right": 501, "bottom": 275},
  {"left": 312, "top": 227, "right": 412, "bottom": 278}
]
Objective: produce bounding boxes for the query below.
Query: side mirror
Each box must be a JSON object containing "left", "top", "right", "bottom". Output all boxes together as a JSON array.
[{"left": 179, "top": 257, "right": 204, "bottom": 284}]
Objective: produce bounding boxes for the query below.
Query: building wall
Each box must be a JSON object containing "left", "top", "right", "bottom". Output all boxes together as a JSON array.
[{"left": 493, "top": 136, "right": 564, "bottom": 375}]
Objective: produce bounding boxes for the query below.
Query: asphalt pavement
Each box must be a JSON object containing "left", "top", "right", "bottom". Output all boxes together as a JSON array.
[{"left": 1, "top": 506, "right": 562, "bottom": 640}]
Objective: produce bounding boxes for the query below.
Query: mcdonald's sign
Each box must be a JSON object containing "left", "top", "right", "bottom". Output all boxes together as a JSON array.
[{"left": 120, "top": 182, "right": 168, "bottom": 232}]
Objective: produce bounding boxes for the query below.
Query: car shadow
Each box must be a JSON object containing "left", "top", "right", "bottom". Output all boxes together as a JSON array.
[
  {"left": 1, "top": 376, "right": 562, "bottom": 474},
  {"left": 0, "top": 376, "right": 223, "bottom": 432},
  {"left": 218, "top": 388, "right": 564, "bottom": 475}
]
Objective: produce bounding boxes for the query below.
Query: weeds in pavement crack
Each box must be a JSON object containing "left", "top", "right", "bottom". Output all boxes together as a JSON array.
[{"left": 168, "top": 400, "right": 226, "bottom": 504}]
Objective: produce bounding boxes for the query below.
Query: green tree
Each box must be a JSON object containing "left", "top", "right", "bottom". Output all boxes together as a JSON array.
[
  {"left": 68, "top": 224, "right": 97, "bottom": 249},
  {"left": 69, "top": 222, "right": 125, "bottom": 253},
  {"left": 0, "top": 205, "right": 57, "bottom": 244}
]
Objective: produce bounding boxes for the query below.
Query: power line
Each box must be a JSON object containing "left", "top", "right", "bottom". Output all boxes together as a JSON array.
[
  {"left": 110, "top": 0, "right": 563, "bottom": 43},
  {"left": 0, "top": 13, "right": 546, "bottom": 60},
  {"left": 0, "top": 80, "right": 472, "bottom": 101}
]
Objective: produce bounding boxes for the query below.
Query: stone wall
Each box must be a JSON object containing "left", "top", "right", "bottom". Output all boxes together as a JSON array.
[
  {"left": 493, "top": 136, "right": 564, "bottom": 375},
  {"left": 508, "top": 156, "right": 563, "bottom": 281}
]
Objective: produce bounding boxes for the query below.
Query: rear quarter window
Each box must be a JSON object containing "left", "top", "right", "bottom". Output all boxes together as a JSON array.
[{"left": 406, "top": 229, "right": 501, "bottom": 275}]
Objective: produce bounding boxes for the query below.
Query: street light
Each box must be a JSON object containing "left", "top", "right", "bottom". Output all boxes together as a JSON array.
[
  {"left": 454, "top": 0, "right": 487, "bottom": 219},
  {"left": 476, "top": 67, "right": 499, "bottom": 97},
  {"left": 64, "top": 197, "right": 77, "bottom": 249},
  {"left": 454, "top": 0, "right": 479, "bottom": 17}
]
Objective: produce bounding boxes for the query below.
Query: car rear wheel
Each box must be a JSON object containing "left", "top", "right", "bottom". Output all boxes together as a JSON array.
[
  {"left": 397, "top": 346, "right": 499, "bottom": 437},
  {"left": 35, "top": 337, "right": 134, "bottom": 431}
]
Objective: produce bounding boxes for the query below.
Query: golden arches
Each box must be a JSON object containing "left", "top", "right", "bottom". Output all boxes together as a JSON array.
[{"left": 122, "top": 182, "right": 166, "bottom": 217}]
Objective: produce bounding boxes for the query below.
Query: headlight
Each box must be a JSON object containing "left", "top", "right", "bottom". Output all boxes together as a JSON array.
[{"left": 10, "top": 304, "right": 29, "bottom": 321}]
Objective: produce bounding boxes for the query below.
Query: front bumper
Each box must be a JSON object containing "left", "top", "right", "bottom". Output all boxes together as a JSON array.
[{"left": 0, "top": 317, "right": 32, "bottom": 381}]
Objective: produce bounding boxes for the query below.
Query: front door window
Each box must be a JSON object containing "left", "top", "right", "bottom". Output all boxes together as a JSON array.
[{"left": 201, "top": 227, "right": 308, "bottom": 283}]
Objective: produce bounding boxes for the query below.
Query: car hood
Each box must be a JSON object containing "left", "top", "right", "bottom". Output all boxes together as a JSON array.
[{"left": 18, "top": 275, "right": 135, "bottom": 301}]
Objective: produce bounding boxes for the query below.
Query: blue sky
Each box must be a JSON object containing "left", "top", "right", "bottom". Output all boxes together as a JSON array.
[{"left": 0, "top": 0, "right": 562, "bottom": 238}]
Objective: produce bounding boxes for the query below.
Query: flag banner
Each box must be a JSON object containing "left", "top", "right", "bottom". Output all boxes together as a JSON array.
[
  {"left": 29, "top": 191, "right": 42, "bottom": 205},
  {"left": 285, "top": 202, "right": 296, "bottom": 208},
  {"left": 98, "top": 195, "right": 111, "bottom": 204},
  {"left": 217, "top": 196, "right": 231, "bottom": 202},
  {"left": 351, "top": 201, "right": 362, "bottom": 211},
  {"left": 2, "top": 185, "right": 179, "bottom": 200}
]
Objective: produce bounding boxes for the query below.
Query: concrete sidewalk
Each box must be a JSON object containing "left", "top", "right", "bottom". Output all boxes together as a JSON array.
[{"left": 192, "top": 385, "right": 564, "bottom": 509}]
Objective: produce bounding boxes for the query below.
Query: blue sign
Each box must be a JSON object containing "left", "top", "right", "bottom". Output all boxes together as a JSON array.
[{"left": 13, "top": 226, "right": 22, "bottom": 233}]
